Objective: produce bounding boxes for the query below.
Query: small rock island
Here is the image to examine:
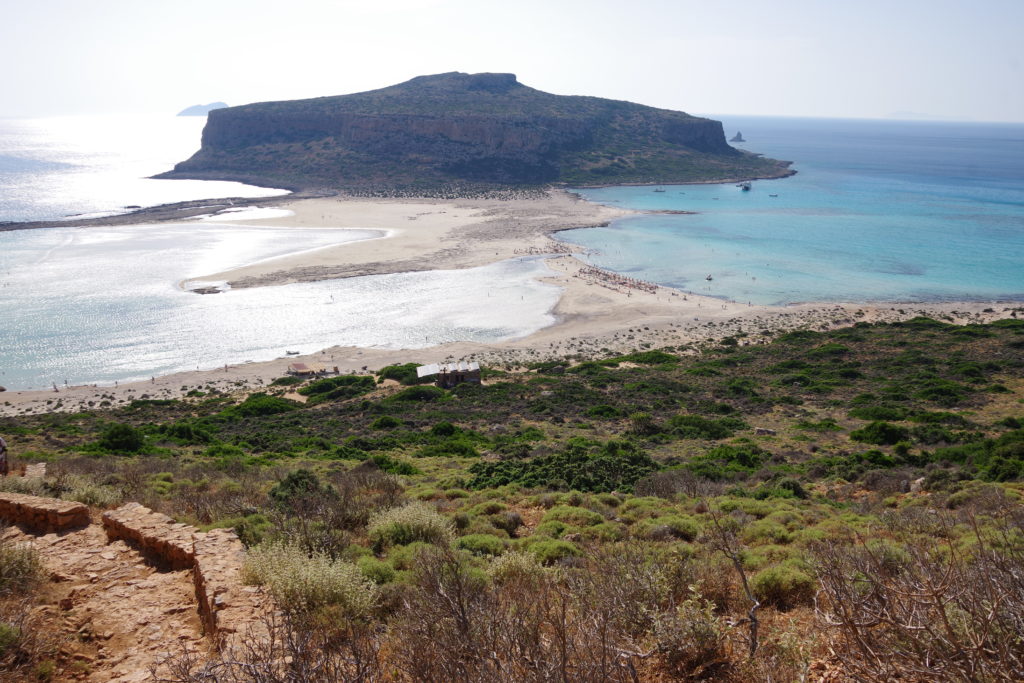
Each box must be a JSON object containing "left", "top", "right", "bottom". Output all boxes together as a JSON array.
[
  {"left": 730, "top": 131, "right": 746, "bottom": 142},
  {"left": 177, "top": 102, "right": 229, "bottom": 117}
]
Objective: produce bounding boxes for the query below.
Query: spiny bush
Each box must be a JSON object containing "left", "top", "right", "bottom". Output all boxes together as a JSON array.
[
  {"left": 487, "top": 550, "right": 546, "bottom": 584},
  {"left": 456, "top": 534, "right": 507, "bottom": 557},
  {"left": 750, "top": 562, "right": 815, "bottom": 610},
  {"left": 368, "top": 502, "right": 455, "bottom": 550},
  {"left": 0, "top": 539, "right": 45, "bottom": 596},
  {"left": 242, "top": 541, "right": 377, "bottom": 617},
  {"left": 654, "top": 594, "right": 727, "bottom": 678}
]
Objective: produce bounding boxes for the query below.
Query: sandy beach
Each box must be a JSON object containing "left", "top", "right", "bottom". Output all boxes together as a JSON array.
[{"left": 1, "top": 190, "right": 1019, "bottom": 417}]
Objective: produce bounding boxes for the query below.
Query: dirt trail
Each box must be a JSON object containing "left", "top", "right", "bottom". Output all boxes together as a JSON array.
[{"left": 4, "top": 523, "right": 208, "bottom": 682}]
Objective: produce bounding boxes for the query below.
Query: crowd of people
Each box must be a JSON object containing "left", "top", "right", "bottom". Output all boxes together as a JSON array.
[{"left": 575, "top": 265, "right": 660, "bottom": 294}]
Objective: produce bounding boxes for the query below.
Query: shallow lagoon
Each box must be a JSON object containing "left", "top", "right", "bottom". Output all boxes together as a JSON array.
[{"left": 0, "top": 223, "right": 559, "bottom": 390}]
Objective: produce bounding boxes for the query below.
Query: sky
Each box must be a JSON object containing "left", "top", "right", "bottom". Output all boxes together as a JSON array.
[{"left": 2, "top": 0, "right": 1022, "bottom": 122}]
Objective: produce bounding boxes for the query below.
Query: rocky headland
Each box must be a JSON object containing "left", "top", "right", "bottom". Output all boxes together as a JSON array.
[{"left": 157, "top": 72, "right": 792, "bottom": 191}]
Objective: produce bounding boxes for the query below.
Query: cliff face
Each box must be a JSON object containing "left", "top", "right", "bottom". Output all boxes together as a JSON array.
[{"left": 160, "top": 72, "right": 789, "bottom": 190}]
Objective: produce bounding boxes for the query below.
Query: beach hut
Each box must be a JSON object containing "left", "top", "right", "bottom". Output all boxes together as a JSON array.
[
  {"left": 416, "top": 361, "right": 481, "bottom": 389},
  {"left": 287, "top": 362, "right": 326, "bottom": 377}
]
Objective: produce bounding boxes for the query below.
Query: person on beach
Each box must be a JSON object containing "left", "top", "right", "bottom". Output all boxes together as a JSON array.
[{"left": 0, "top": 436, "right": 8, "bottom": 477}]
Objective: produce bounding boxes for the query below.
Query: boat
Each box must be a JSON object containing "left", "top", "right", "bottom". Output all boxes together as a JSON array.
[
  {"left": 769, "top": 193, "right": 778, "bottom": 197},
  {"left": 652, "top": 188, "right": 666, "bottom": 193},
  {"left": 286, "top": 350, "right": 300, "bottom": 355},
  {"left": 736, "top": 182, "right": 752, "bottom": 191},
  {"left": 705, "top": 274, "right": 713, "bottom": 281}
]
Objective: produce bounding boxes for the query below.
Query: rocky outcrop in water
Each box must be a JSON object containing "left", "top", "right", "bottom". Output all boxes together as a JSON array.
[
  {"left": 159, "top": 73, "right": 791, "bottom": 190},
  {"left": 177, "top": 102, "right": 229, "bottom": 116}
]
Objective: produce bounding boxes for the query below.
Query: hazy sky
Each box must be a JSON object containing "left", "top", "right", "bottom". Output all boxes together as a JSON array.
[{"left": 2, "top": 0, "right": 1022, "bottom": 122}]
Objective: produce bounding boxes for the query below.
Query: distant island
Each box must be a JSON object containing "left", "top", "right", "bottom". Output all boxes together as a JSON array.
[
  {"left": 177, "top": 102, "right": 229, "bottom": 117},
  {"left": 730, "top": 131, "right": 745, "bottom": 142},
  {"left": 157, "top": 72, "right": 792, "bottom": 191}
]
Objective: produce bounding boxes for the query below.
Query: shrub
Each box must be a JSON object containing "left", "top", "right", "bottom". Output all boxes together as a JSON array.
[
  {"left": 242, "top": 542, "right": 378, "bottom": 617},
  {"left": 392, "top": 385, "right": 446, "bottom": 402},
  {"left": 368, "top": 502, "right": 455, "bottom": 550},
  {"left": 526, "top": 539, "right": 582, "bottom": 565},
  {"left": 638, "top": 515, "right": 699, "bottom": 541},
  {"left": 468, "top": 439, "right": 660, "bottom": 493},
  {"left": 97, "top": 423, "right": 144, "bottom": 452},
  {"left": 487, "top": 550, "right": 547, "bottom": 584},
  {"left": 297, "top": 375, "right": 376, "bottom": 404},
  {"left": 223, "top": 393, "right": 299, "bottom": 418},
  {"left": 356, "top": 555, "right": 396, "bottom": 584},
  {"left": 666, "top": 414, "right": 746, "bottom": 440},
  {"left": 456, "top": 533, "right": 507, "bottom": 556},
  {"left": 370, "top": 415, "right": 402, "bottom": 430},
  {"left": 377, "top": 363, "right": 430, "bottom": 385},
  {"left": 542, "top": 505, "right": 604, "bottom": 527},
  {"left": 654, "top": 595, "right": 726, "bottom": 678},
  {"left": 750, "top": 562, "right": 815, "bottom": 609},
  {"left": 850, "top": 421, "right": 910, "bottom": 446},
  {"left": 269, "top": 469, "right": 331, "bottom": 506},
  {"left": 0, "top": 539, "right": 44, "bottom": 596}
]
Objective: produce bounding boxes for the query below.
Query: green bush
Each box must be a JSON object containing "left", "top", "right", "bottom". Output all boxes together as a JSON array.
[
  {"left": 526, "top": 539, "right": 582, "bottom": 565},
  {"left": 456, "top": 533, "right": 507, "bottom": 556},
  {"left": 377, "top": 363, "right": 430, "bottom": 385},
  {"left": 850, "top": 421, "right": 910, "bottom": 446},
  {"left": 638, "top": 515, "right": 699, "bottom": 541},
  {"left": 97, "top": 423, "right": 144, "bottom": 452},
  {"left": 666, "top": 414, "right": 746, "bottom": 440},
  {"left": 541, "top": 505, "right": 604, "bottom": 527},
  {"left": 468, "top": 439, "right": 659, "bottom": 493},
  {"left": 370, "top": 415, "right": 402, "bottom": 430},
  {"left": 356, "top": 555, "right": 396, "bottom": 584},
  {"left": 297, "top": 375, "right": 376, "bottom": 404},
  {"left": 750, "top": 562, "right": 815, "bottom": 609},
  {"left": 368, "top": 502, "right": 455, "bottom": 550},
  {"left": 392, "top": 385, "right": 447, "bottom": 402},
  {"left": 223, "top": 393, "right": 299, "bottom": 418}
]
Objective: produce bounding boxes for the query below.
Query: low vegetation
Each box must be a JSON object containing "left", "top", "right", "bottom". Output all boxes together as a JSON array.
[{"left": 2, "top": 316, "right": 1024, "bottom": 680}]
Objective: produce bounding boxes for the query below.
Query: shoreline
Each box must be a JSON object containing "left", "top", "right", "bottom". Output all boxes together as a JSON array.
[{"left": 1, "top": 189, "right": 1021, "bottom": 416}]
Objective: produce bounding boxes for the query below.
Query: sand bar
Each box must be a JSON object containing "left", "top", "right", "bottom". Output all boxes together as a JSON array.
[{"left": 1, "top": 191, "right": 1020, "bottom": 416}]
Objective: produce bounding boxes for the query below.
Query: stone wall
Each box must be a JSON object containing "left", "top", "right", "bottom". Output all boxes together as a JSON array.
[
  {"left": 102, "top": 502, "right": 195, "bottom": 570},
  {"left": 194, "top": 529, "right": 268, "bottom": 648},
  {"left": 101, "top": 503, "right": 268, "bottom": 649},
  {"left": 0, "top": 492, "right": 89, "bottom": 532}
]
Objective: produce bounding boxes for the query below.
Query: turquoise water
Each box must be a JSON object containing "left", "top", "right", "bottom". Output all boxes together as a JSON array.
[{"left": 563, "top": 117, "right": 1024, "bottom": 305}]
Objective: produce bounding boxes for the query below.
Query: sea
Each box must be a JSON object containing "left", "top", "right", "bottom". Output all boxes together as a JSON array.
[
  {"left": 562, "top": 116, "right": 1024, "bottom": 306},
  {"left": 0, "top": 114, "right": 288, "bottom": 223},
  {"left": 2, "top": 114, "right": 1023, "bottom": 390}
]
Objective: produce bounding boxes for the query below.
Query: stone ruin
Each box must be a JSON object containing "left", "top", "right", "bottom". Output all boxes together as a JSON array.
[{"left": 0, "top": 493, "right": 268, "bottom": 651}]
